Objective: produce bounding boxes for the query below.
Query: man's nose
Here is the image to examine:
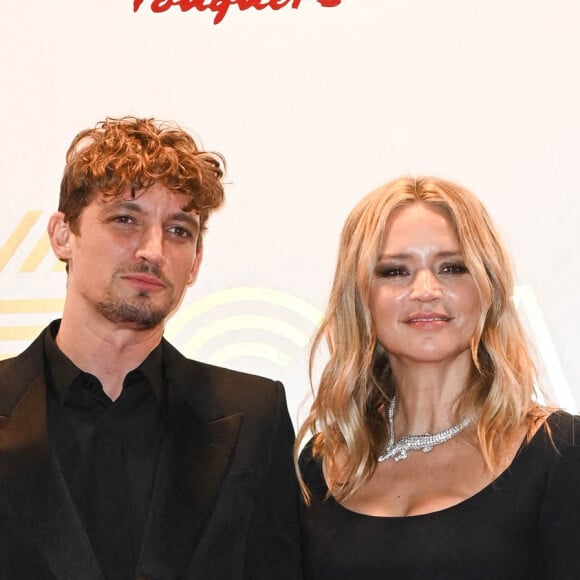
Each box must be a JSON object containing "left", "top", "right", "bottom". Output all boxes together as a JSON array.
[
  {"left": 409, "top": 269, "right": 442, "bottom": 302},
  {"left": 134, "top": 226, "right": 166, "bottom": 266}
]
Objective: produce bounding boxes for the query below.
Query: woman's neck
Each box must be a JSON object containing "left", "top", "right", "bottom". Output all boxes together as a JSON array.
[{"left": 388, "top": 351, "right": 474, "bottom": 435}]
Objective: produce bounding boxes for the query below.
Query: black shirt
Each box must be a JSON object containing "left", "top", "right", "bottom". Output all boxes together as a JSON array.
[{"left": 44, "top": 321, "right": 165, "bottom": 580}]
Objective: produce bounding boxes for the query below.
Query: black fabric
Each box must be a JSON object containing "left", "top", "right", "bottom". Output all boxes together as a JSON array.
[
  {"left": 300, "top": 412, "right": 580, "bottom": 580},
  {"left": 0, "top": 325, "right": 302, "bottom": 580},
  {"left": 44, "top": 321, "right": 164, "bottom": 580}
]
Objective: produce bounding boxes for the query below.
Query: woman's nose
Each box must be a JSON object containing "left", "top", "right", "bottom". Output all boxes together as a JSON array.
[{"left": 409, "top": 269, "right": 442, "bottom": 302}]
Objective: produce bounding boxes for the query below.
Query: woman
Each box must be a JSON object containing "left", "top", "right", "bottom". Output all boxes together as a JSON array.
[{"left": 297, "top": 176, "right": 580, "bottom": 579}]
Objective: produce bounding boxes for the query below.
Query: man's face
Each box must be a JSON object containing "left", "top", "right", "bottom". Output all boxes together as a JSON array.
[{"left": 52, "top": 183, "right": 203, "bottom": 330}]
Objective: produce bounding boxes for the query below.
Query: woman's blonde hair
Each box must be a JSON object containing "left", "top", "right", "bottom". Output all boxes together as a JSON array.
[{"left": 296, "top": 176, "right": 548, "bottom": 502}]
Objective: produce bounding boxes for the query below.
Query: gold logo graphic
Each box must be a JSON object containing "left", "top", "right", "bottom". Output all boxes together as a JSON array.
[
  {"left": 166, "top": 287, "right": 322, "bottom": 367},
  {"left": 0, "top": 211, "right": 65, "bottom": 273}
]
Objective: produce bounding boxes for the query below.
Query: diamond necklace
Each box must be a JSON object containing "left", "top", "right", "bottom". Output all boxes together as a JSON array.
[{"left": 378, "top": 396, "right": 471, "bottom": 462}]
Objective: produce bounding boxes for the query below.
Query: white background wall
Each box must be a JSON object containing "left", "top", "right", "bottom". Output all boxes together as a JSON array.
[{"left": 1, "top": 0, "right": 578, "bottom": 424}]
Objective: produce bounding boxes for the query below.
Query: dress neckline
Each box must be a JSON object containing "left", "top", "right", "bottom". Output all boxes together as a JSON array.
[{"left": 327, "top": 416, "right": 550, "bottom": 520}]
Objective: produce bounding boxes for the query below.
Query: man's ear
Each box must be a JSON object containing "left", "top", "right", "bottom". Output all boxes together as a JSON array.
[
  {"left": 187, "top": 243, "right": 204, "bottom": 286},
  {"left": 47, "top": 212, "right": 72, "bottom": 261}
]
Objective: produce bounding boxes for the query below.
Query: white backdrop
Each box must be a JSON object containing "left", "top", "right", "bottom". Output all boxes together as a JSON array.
[{"left": 1, "top": 0, "right": 578, "bottom": 424}]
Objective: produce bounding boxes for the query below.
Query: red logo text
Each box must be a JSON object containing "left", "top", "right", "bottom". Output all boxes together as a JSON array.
[{"left": 133, "top": 0, "right": 342, "bottom": 25}]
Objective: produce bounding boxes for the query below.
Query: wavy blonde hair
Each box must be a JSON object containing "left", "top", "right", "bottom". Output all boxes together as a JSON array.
[{"left": 296, "top": 176, "right": 548, "bottom": 502}]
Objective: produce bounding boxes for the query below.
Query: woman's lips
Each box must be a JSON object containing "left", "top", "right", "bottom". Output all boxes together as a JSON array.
[{"left": 403, "top": 312, "right": 451, "bottom": 325}]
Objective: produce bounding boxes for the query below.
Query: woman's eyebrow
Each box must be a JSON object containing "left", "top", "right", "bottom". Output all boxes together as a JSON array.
[{"left": 377, "top": 249, "right": 462, "bottom": 261}]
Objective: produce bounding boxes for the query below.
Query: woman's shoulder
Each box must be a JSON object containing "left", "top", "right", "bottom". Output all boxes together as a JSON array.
[
  {"left": 532, "top": 411, "right": 580, "bottom": 542},
  {"left": 528, "top": 410, "right": 580, "bottom": 468},
  {"left": 298, "top": 437, "right": 321, "bottom": 474},
  {"left": 298, "top": 436, "right": 329, "bottom": 497},
  {"left": 543, "top": 410, "right": 580, "bottom": 447}
]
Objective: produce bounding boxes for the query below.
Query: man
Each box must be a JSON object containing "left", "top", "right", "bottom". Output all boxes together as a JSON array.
[{"left": 0, "top": 117, "right": 302, "bottom": 579}]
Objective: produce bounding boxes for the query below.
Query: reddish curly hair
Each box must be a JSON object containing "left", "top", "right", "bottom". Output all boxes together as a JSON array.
[{"left": 59, "top": 116, "right": 225, "bottom": 236}]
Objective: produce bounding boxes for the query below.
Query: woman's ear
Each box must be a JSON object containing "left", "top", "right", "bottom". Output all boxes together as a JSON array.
[{"left": 47, "top": 212, "right": 72, "bottom": 261}]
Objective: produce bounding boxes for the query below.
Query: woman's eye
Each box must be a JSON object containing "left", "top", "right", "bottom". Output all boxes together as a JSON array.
[
  {"left": 440, "top": 262, "right": 468, "bottom": 274},
  {"left": 376, "top": 266, "right": 409, "bottom": 278}
]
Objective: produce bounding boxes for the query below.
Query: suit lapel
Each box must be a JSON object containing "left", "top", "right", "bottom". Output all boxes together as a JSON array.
[
  {"left": 0, "top": 337, "right": 104, "bottom": 580},
  {"left": 138, "top": 344, "right": 242, "bottom": 580}
]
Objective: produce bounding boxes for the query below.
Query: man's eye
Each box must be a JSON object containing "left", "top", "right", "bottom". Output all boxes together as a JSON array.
[
  {"left": 113, "top": 215, "right": 135, "bottom": 224},
  {"left": 168, "top": 226, "right": 192, "bottom": 238},
  {"left": 440, "top": 262, "right": 468, "bottom": 274}
]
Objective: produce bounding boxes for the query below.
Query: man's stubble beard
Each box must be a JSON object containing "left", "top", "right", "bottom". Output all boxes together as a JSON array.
[
  {"left": 95, "top": 263, "right": 176, "bottom": 329},
  {"left": 95, "top": 291, "right": 170, "bottom": 329}
]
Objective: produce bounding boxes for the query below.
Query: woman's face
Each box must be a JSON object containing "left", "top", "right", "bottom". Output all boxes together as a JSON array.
[{"left": 369, "top": 203, "right": 481, "bottom": 365}]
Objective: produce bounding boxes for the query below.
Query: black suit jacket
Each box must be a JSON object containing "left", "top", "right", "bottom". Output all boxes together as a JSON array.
[{"left": 0, "top": 327, "right": 302, "bottom": 580}]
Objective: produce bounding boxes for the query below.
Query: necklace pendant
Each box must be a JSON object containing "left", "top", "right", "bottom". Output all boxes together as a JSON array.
[
  {"left": 393, "top": 449, "right": 408, "bottom": 462},
  {"left": 378, "top": 396, "right": 471, "bottom": 463}
]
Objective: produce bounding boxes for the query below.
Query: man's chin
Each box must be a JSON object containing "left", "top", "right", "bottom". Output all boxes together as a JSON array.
[{"left": 96, "top": 297, "right": 170, "bottom": 330}]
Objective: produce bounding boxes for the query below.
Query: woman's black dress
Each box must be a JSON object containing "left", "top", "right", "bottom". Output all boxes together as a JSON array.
[{"left": 300, "top": 412, "right": 580, "bottom": 579}]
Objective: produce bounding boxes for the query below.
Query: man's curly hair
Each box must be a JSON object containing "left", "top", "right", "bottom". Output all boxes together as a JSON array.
[{"left": 59, "top": 116, "right": 225, "bottom": 235}]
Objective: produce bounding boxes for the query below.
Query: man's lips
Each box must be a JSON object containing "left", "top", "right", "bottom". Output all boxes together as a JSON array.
[{"left": 122, "top": 273, "right": 166, "bottom": 288}]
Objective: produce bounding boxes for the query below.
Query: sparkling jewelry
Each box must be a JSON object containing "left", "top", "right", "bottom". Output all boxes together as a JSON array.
[{"left": 378, "top": 396, "right": 471, "bottom": 462}]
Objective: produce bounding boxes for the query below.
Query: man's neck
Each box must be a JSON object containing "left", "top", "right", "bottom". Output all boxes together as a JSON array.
[{"left": 55, "top": 314, "right": 164, "bottom": 401}]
